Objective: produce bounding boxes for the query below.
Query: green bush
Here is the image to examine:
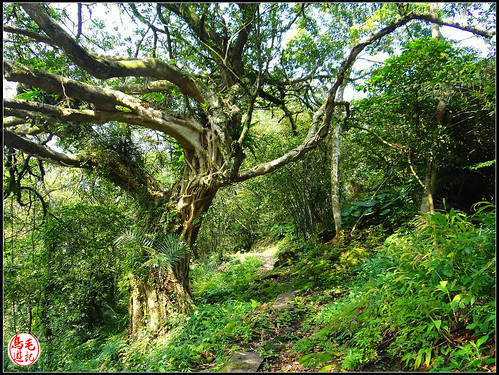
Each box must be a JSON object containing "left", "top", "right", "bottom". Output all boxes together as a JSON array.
[
  {"left": 191, "top": 254, "right": 263, "bottom": 303},
  {"left": 293, "top": 203, "right": 495, "bottom": 371}
]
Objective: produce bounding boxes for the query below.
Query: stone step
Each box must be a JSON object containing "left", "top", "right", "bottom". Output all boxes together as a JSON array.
[
  {"left": 220, "top": 290, "right": 297, "bottom": 372},
  {"left": 220, "top": 351, "right": 264, "bottom": 372},
  {"left": 271, "top": 289, "right": 297, "bottom": 310}
]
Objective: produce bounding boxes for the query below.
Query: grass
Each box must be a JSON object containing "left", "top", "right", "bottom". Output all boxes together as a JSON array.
[
  {"left": 10, "top": 205, "right": 494, "bottom": 373},
  {"left": 290, "top": 205, "right": 496, "bottom": 372}
]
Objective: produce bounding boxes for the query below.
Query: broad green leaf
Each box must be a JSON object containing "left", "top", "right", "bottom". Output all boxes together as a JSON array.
[
  {"left": 15, "top": 90, "right": 38, "bottom": 100},
  {"left": 476, "top": 335, "right": 489, "bottom": 348},
  {"left": 434, "top": 319, "right": 441, "bottom": 330}
]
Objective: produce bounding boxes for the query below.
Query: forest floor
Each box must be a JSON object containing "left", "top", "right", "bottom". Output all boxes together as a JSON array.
[
  {"left": 231, "top": 242, "right": 279, "bottom": 275},
  {"left": 221, "top": 242, "right": 496, "bottom": 374},
  {"left": 220, "top": 244, "right": 311, "bottom": 372},
  {"left": 217, "top": 243, "right": 352, "bottom": 373},
  {"left": 216, "top": 242, "right": 417, "bottom": 373}
]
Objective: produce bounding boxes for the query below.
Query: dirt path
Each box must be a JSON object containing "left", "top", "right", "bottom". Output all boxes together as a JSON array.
[
  {"left": 219, "top": 244, "right": 301, "bottom": 373},
  {"left": 230, "top": 244, "right": 279, "bottom": 275}
]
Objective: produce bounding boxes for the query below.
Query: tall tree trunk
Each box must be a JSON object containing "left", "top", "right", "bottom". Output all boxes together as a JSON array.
[
  {"left": 420, "top": 153, "right": 437, "bottom": 214},
  {"left": 127, "top": 144, "right": 220, "bottom": 339},
  {"left": 329, "top": 68, "right": 351, "bottom": 242},
  {"left": 420, "top": 3, "right": 444, "bottom": 214}
]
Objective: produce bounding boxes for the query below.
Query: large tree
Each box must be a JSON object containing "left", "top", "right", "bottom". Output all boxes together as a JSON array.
[{"left": 3, "top": 3, "right": 495, "bottom": 337}]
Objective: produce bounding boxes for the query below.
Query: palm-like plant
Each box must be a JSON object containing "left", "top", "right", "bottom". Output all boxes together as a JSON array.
[{"left": 114, "top": 229, "right": 189, "bottom": 272}]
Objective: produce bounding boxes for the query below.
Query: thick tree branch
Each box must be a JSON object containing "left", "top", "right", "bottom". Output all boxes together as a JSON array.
[
  {"left": 4, "top": 116, "right": 28, "bottom": 128},
  {"left": 162, "top": 4, "right": 224, "bottom": 48},
  {"left": 4, "top": 59, "right": 135, "bottom": 110},
  {"left": 3, "top": 25, "right": 55, "bottom": 45},
  {"left": 4, "top": 98, "right": 203, "bottom": 152},
  {"left": 4, "top": 130, "right": 90, "bottom": 168},
  {"left": 4, "top": 60, "right": 204, "bottom": 150},
  {"left": 236, "top": 10, "right": 489, "bottom": 183},
  {"left": 20, "top": 3, "right": 205, "bottom": 104},
  {"left": 4, "top": 130, "right": 166, "bottom": 206},
  {"left": 161, "top": 3, "right": 257, "bottom": 88},
  {"left": 107, "top": 80, "right": 175, "bottom": 95},
  {"left": 229, "top": 4, "right": 258, "bottom": 74},
  {"left": 5, "top": 99, "right": 129, "bottom": 124},
  {"left": 413, "top": 13, "right": 495, "bottom": 38},
  {"left": 235, "top": 103, "right": 326, "bottom": 182}
]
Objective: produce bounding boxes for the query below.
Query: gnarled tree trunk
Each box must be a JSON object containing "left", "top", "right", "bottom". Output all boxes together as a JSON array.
[
  {"left": 127, "top": 186, "right": 218, "bottom": 338},
  {"left": 127, "top": 267, "right": 190, "bottom": 338},
  {"left": 127, "top": 130, "right": 221, "bottom": 337}
]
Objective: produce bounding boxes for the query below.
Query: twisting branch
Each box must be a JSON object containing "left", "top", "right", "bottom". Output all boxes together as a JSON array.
[
  {"left": 237, "top": 10, "right": 486, "bottom": 183},
  {"left": 257, "top": 89, "right": 297, "bottom": 135},
  {"left": 4, "top": 130, "right": 90, "bottom": 168},
  {"left": 350, "top": 125, "right": 406, "bottom": 152},
  {"left": 155, "top": 4, "right": 175, "bottom": 60},
  {"left": 237, "top": 6, "right": 263, "bottom": 149},
  {"left": 4, "top": 98, "right": 203, "bottom": 152},
  {"left": 4, "top": 129, "right": 167, "bottom": 205},
  {"left": 407, "top": 153, "right": 426, "bottom": 188},
  {"left": 76, "top": 3, "right": 82, "bottom": 40},
  {"left": 412, "top": 13, "right": 495, "bottom": 38},
  {"left": 4, "top": 60, "right": 205, "bottom": 150},
  {"left": 3, "top": 26, "right": 55, "bottom": 45},
  {"left": 20, "top": 3, "right": 205, "bottom": 104},
  {"left": 106, "top": 80, "right": 175, "bottom": 95}
]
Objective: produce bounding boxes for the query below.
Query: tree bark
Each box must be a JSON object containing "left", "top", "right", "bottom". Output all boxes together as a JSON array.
[
  {"left": 126, "top": 137, "right": 220, "bottom": 338},
  {"left": 126, "top": 189, "right": 216, "bottom": 338},
  {"left": 330, "top": 67, "right": 351, "bottom": 242},
  {"left": 127, "top": 260, "right": 192, "bottom": 338},
  {"left": 420, "top": 3, "right": 445, "bottom": 214},
  {"left": 420, "top": 154, "right": 437, "bottom": 214}
]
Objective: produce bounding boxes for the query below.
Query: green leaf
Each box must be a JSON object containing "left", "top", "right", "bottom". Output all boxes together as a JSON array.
[
  {"left": 424, "top": 348, "right": 432, "bottom": 367},
  {"left": 436, "top": 280, "right": 449, "bottom": 293},
  {"left": 355, "top": 200, "right": 377, "bottom": 207},
  {"left": 298, "top": 353, "right": 315, "bottom": 365},
  {"left": 15, "top": 90, "right": 38, "bottom": 100},
  {"left": 154, "top": 93, "right": 165, "bottom": 102},
  {"left": 476, "top": 335, "right": 489, "bottom": 348},
  {"left": 414, "top": 350, "right": 423, "bottom": 369},
  {"left": 250, "top": 299, "right": 260, "bottom": 309},
  {"left": 319, "top": 365, "right": 336, "bottom": 372},
  {"left": 434, "top": 319, "right": 442, "bottom": 331}
]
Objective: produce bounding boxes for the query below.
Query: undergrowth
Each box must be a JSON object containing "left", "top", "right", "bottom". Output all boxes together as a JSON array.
[
  {"left": 293, "top": 203, "right": 496, "bottom": 372},
  {"left": 8, "top": 204, "right": 494, "bottom": 372}
]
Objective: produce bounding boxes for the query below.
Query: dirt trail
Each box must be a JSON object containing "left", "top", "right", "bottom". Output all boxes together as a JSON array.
[
  {"left": 230, "top": 244, "right": 279, "bottom": 275},
  {"left": 220, "top": 244, "right": 301, "bottom": 372}
]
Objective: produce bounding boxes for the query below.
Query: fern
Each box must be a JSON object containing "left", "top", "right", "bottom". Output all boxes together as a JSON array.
[
  {"left": 114, "top": 229, "right": 188, "bottom": 271},
  {"left": 143, "top": 235, "right": 189, "bottom": 271},
  {"left": 114, "top": 228, "right": 155, "bottom": 248}
]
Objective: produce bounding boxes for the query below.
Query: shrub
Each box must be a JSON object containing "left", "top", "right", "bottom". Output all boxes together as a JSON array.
[{"left": 294, "top": 203, "right": 495, "bottom": 371}]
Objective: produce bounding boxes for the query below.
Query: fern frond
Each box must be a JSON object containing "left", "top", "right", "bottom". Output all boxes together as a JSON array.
[
  {"left": 115, "top": 229, "right": 188, "bottom": 271},
  {"left": 151, "top": 235, "right": 189, "bottom": 270},
  {"left": 114, "top": 228, "right": 155, "bottom": 249}
]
